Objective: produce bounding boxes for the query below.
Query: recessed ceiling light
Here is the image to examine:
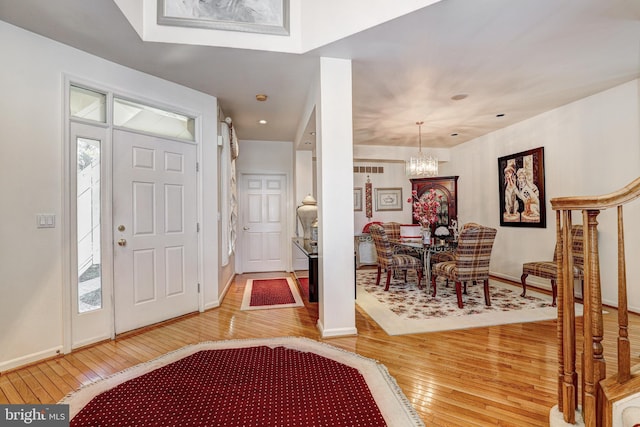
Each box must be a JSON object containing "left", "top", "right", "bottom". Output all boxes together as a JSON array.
[
  {"left": 496, "top": 113, "right": 505, "bottom": 117},
  {"left": 310, "top": 131, "right": 316, "bottom": 136},
  {"left": 258, "top": 119, "right": 267, "bottom": 124},
  {"left": 256, "top": 94, "right": 268, "bottom": 102},
  {"left": 451, "top": 94, "right": 468, "bottom": 101}
]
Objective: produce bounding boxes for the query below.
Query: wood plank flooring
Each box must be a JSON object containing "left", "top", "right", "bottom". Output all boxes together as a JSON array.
[{"left": 2, "top": 271, "right": 639, "bottom": 426}]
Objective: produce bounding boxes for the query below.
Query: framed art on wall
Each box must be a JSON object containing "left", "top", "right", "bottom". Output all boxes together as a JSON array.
[
  {"left": 498, "top": 147, "right": 546, "bottom": 228},
  {"left": 354, "top": 188, "right": 363, "bottom": 211},
  {"left": 158, "top": 0, "right": 290, "bottom": 35},
  {"left": 375, "top": 188, "right": 403, "bottom": 211}
]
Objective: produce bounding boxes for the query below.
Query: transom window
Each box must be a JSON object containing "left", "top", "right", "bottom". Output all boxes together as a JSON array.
[{"left": 114, "top": 97, "right": 195, "bottom": 141}]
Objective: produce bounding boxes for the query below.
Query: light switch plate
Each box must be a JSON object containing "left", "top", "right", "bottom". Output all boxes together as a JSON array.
[{"left": 37, "top": 214, "right": 56, "bottom": 228}]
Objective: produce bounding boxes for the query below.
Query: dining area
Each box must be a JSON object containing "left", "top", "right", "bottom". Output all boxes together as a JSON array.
[{"left": 367, "top": 221, "right": 497, "bottom": 309}]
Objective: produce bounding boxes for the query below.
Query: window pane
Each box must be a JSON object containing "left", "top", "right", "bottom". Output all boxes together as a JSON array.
[
  {"left": 70, "top": 86, "right": 106, "bottom": 123},
  {"left": 114, "top": 98, "right": 195, "bottom": 141},
  {"left": 77, "top": 137, "right": 102, "bottom": 313}
]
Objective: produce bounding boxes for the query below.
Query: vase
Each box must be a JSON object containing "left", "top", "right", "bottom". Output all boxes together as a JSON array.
[
  {"left": 296, "top": 194, "right": 318, "bottom": 240},
  {"left": 421, "top": 228, "right": 431, "bottom": 245}
]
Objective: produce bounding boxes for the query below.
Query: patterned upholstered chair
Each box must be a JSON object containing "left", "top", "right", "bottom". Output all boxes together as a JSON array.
[
  {"left": 382, "top": 221, "right": 419, "bottom": 257},
  {"left": 382, "top": 222, "right": 401, "bottom": 241},
  {"left": 520, "top": 225, "right": 584, "bottom": 307},
  {"left": 369, "top": 224, "right": 423, "bottom": 291},
  {"left": 430, "top": 224, "right": 497, "bottom": 308},
  {"left": 429, "top": 222, "right": 481, "bottom": 269}
]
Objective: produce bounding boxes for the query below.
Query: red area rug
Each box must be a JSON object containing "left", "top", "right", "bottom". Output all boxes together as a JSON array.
[
  {"left": 60, "top": 338, "right": 424, "bottom": 426},
  {"left": 297, "top": 276, "right": 309, "bottom": 300},
  {"left": 240, "top": 277, "right": 303, "bottom": 310}
]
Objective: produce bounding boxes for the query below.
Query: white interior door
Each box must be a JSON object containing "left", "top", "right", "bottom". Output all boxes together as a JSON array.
[
  {"left": 241, "top": 174, "right": 286, "bottom": 273},
  {"left": 113, "top": 130, "right": 198, "bottom": 334}
]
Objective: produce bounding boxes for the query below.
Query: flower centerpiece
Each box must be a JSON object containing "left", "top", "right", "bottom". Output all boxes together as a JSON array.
[{"left": 407, "top": 189, "right": 442, "bottom": 243}]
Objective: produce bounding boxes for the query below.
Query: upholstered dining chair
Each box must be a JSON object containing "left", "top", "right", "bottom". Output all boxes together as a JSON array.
[
  {"left": 520, "top": 225, "right": 584, "bottom": 307},
  {"left": 369, "top": 224, "right": 423, "bottom": 291},
  {"left": 429, "top": 222, "right": 482, "bottom": 269},
  {"left": 430, "top": 224, "right": 497, "bottom": 308},
  {"left": 382, "top": 222, "right": 401, "bottom": 241}
]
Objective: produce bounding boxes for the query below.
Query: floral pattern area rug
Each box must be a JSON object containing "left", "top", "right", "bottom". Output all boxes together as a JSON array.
[{"left": 355, "top": 270, "right": 582, "bottom": 336}]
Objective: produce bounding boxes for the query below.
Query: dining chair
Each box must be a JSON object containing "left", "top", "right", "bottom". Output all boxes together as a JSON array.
[
  {"left": 430, "top": 224, "right": 497, "bottom": 308},
  {"left": 369, "top": 224, "right": 423, "bottom": 291},
  {"left": 520, "top": 225, "right": 584, "bottom": 306},
  {"left": 429, "top": 222, "right": 481, "bottom": 288}
]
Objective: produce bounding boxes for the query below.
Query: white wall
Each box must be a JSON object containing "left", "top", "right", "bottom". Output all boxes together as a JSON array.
[
  {"left": 0, "top": 21, "right": 219, "bottom": 371},
  {"left": 117, "top": 0, "right": 440, "bottom": 54},
  {"left": 353, "top": 161, "right": 414, "bottom": 233},
  {"left": 441, "top": 79, "right": 640, "bottom": 310}
]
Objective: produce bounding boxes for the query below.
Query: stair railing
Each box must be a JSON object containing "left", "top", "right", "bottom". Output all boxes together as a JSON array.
[{"left": 550, "top": 176, "right": 640, "bottom": 426}]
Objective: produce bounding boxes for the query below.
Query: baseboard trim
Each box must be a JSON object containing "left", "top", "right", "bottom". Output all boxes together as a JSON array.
[
  {"left": 317, "top": 319, "right": 357, "bottom": 338},
  {"left": 204, "top": 273, "right": 235, "bottom": 311},
  {"left": 204, "top": 301, "right": 220, "bottom": 310},
  {"left": 0, "top": 346, "right": 63, "bottom": 373}
]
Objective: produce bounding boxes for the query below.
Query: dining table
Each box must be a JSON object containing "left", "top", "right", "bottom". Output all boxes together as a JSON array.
[{"left": 392, "top": 239, "right": 457, "bottom": 287}]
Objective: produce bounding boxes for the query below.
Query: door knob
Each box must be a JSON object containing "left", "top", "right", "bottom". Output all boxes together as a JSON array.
[
  {"left": 243, "top": 226, "right": 250, "bottom": 230},
  {"left": 117, "top": 238, "right": 127, "bottom": 247},
  {"left": 118, "top": 225, "right": 126, "bottom": 232}
]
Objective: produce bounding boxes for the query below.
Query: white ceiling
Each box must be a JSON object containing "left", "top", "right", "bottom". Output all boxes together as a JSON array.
[{"left": 1, "top": 0, "right": 639, "bottom": 150}]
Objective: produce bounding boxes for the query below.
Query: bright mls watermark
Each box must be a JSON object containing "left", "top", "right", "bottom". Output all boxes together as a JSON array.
[{"left": 0, "top": 405, "right": 69, "bottom": 426}]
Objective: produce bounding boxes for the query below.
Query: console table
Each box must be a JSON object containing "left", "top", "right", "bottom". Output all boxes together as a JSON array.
[{"left": 292, "top": 238, "right": 318, "bottom": 302}]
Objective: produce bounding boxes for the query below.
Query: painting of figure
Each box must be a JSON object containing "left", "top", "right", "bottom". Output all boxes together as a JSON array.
[
  {"left": 498, "top": 147, "right": 546, "bottom": 228},
  {"left": 159, "top": 0, "right": 289, "bottom": 35}
]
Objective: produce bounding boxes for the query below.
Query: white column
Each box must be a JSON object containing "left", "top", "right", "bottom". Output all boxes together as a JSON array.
[{"left": 316, "top": 57, "right": 357, "bottom": 337}]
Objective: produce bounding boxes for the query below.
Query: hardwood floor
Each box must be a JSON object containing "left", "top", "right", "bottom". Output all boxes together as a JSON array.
[{"left": 2, "top": 272, "right": 639, "bottom": 426}]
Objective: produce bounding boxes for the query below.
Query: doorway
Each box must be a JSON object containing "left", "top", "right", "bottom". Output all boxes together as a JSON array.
[{"left": 240, "top": 174, "right": 287, "bottom": 273}]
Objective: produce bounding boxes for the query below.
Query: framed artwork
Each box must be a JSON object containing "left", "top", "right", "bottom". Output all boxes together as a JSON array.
[
  {"left": 498, "top": 147, "right": 546, "bottom": 228},
  {"left": 353, "top": 188, "right": 363, "bottom": 211},
  {"left": 375, "top": 188, "right": 403, "bottom": 211},
  {"left": 158, "top": 0, "right": 290, "bottom": 36}
]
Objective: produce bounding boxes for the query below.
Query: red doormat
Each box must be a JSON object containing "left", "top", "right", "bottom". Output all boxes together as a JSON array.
[
  {"left": 240, "top": 277, "right": 303, "bottom": 310},
  {"left": 297, "top": 277, "right": 309, "bottom": 300},
  {"left": 61, "top": 338, "right": 423, "bottom": 426}
]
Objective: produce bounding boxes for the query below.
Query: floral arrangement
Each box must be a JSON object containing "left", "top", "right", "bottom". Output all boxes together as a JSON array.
[{"left": 407, "top": 189, "right": 442, "bottom": 229}]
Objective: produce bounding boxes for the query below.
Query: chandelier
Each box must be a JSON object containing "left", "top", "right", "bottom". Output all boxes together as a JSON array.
[{"left": 406, "top": 121, "right": 438, "bottom": 177}]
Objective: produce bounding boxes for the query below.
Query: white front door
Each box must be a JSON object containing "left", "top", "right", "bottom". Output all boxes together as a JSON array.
[
  {"left": 112, "top": 130, "right": 198, "bottom": 334},
  {"left": 241, "top": 174, "right": 287, "bottom": 273}
]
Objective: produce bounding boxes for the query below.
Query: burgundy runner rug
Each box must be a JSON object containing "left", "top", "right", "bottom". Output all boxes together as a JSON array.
[
  {"left": 241, "top": 277, "right": 303, "bottom": 310},
  {"left": 297, "top": 276, "right": 310, "bottom": 300},
  {"left": 60, "top": 338, "right": 424, "bottom": 427}
]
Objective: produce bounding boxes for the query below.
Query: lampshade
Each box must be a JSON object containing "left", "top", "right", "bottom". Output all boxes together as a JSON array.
[{"left": 406, "top": 121, "right": 438, "bottom": 177}]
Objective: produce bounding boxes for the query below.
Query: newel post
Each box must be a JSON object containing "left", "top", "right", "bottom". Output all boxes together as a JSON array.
[
  {"left": 559, "top": 210, "right": 578, "bottom": 424},
  {"left": 581, "top": 209, "right": 606, "bottom": 427}
]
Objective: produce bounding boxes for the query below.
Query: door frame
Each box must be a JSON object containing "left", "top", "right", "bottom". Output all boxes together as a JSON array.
[{"left": 62, "top": 76, "right": 203, "bottom": 353}]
